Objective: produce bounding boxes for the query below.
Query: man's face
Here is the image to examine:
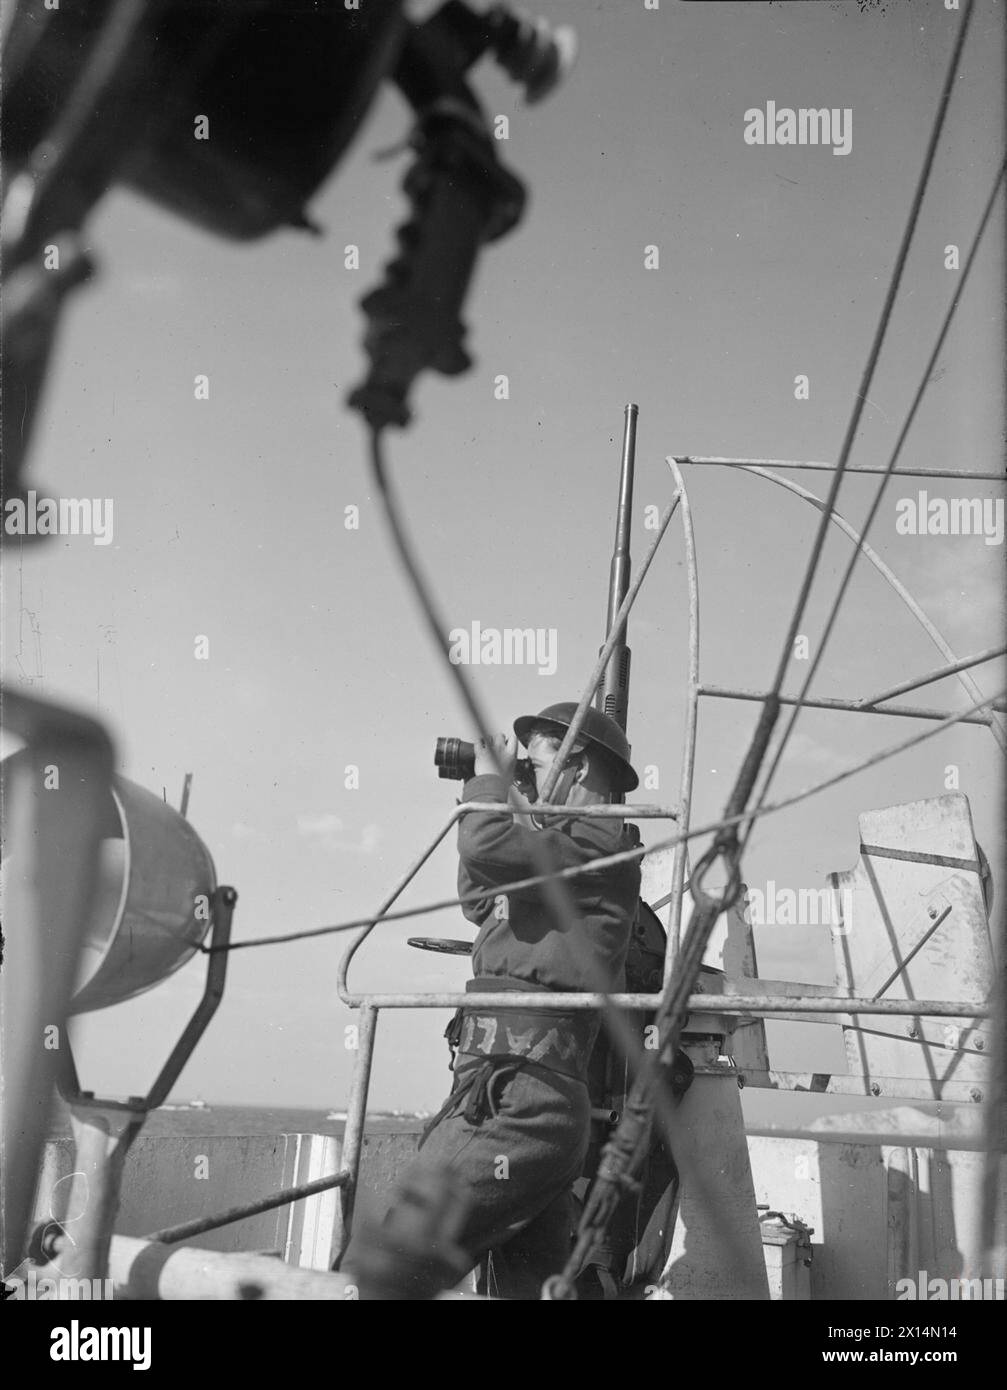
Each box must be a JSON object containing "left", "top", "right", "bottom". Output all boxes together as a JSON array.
[
  {"left": 524, "top": 729, "right": 619, "bottom": 806},
  {"left": 525, "top": 732, "right": 563, "bottom": 799}
]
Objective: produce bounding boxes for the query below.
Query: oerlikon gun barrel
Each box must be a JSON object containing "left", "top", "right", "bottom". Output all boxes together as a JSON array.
[{"left": 597, "top": 403, "right": 638, "bottom": 736}]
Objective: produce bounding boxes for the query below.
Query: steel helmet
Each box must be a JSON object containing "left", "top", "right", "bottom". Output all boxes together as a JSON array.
[{"left": 513, "top": 702, "right": 639, "bottom": 793}]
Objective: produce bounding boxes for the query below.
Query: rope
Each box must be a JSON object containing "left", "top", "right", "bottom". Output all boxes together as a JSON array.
[{"left": 200, "top": 682, "right": 1003, "bottom": 954}]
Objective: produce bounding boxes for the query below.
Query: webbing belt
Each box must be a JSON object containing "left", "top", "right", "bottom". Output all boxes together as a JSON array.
[{"left": 457, "top": 1007, "right": 597, "bottom": 1081}]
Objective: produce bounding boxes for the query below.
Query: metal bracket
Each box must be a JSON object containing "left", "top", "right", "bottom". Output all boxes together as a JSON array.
[{"left": 56, "top": 885, "right": 237, "bottom": 1116}]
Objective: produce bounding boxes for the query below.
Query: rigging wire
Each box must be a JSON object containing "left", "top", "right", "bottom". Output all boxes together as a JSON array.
[
  {"left": 762, "top": 0, "right": 976, "bottom": 709},
  {"left": 203, "top": 681, "right": 1003, "bottom": 955},
  {"left": 180, "top": 0, "right": 990, "bottom": 1297},
  {"left": 744, "top": 154, "right": 1007, "bottom": 846},
  {"left": 200, "top": 5, "right": 995, "bottom": 1282},
  {"left": 550, "top": 0, "right": 984, "bottom": 1298}
]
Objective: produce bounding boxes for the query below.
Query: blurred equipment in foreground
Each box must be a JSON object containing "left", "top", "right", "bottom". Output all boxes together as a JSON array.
[
  {"left": 1, "top": 698, "right": 235, "bottom": 1289},
  {"left": 345, "top": 1167, "right": 474, "bottom": 1299},
  {"left": 1, "top": 0, "right": 576, "bottom": 510}
]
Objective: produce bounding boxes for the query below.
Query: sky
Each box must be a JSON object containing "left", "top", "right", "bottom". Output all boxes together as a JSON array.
[{"left": 3, "top": 0, "right": 1005, "bottom": 1116}]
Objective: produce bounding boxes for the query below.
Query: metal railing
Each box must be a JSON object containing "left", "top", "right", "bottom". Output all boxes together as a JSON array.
[{"left": 331, "top": 457, "right": 1002, "bottom": 1266}]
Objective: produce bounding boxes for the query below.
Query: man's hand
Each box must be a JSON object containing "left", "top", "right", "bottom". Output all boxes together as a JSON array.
[{"left": 473, "top": 732, "right": 517, "bottom": 782}]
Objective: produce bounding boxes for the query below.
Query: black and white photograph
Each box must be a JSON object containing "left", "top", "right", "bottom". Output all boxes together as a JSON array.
[{"left": 2, "top": 0, "right": 1005, "bottom": 1350}]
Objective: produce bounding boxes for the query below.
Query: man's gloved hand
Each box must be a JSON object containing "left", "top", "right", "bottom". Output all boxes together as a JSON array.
[{"left": 473, "top": 732, "right": 517, "bottom": 782}]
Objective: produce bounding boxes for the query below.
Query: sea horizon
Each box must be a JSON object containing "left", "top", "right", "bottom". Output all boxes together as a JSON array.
[{"left": 47, "top": 1087, "right": 938, "bottom": 1142}]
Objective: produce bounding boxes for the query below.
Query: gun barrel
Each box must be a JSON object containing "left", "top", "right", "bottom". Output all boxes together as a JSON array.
[
  {"left": 598, "top": 403, "right": 637, "bottom": 733},
  {"left": 605, "top": 403, "right": 637, "bottom": 636}
]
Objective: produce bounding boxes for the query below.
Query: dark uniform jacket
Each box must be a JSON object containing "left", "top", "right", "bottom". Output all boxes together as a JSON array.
[{"left": 457, "top": 773, "right": 642, "bottom": 995}]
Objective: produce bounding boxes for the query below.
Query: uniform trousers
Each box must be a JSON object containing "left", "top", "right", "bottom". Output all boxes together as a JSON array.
[{"left": 391, "top": 1054, "right": 591, "bottom": 1300}]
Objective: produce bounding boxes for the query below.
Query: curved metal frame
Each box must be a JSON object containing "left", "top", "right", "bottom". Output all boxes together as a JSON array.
[
  {"left": 687, "top": 462, "right": 1007, "bottom": 755},
  {"left": 335, "top": 812, "right": 460, "bottom": 1004}
]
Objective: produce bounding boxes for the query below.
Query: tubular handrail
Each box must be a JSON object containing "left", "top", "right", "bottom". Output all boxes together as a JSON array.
[
  {"left": 336, "top": 809, "right": 462, "bottom": 1004},
  {"left": 683, "top": 461, "right": 1007, "bottom": 754},
  {"left": 676, "top": 456, "right": 1007, "bottom": 484},
  {"left": 346, "top": 993, "right": 988, "bottom": 1016}
]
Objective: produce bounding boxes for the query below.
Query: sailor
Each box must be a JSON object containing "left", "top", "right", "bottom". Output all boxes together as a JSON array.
[{"left": 348, "top": 702, "right": 642, "bottom": 1299}]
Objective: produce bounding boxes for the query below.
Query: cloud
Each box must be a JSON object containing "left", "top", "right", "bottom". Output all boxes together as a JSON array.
[
  {"left": 297, "top": 813, "right": 344, "bottom": 838},
  {"left": 763, "top": 728, "right": 852, "bottom": 778},
  {"left": 296, "top": 813, "right": 382, "bottom": 855},
  {"left": 231, "top": 821, "right": 265, "bottom": 842},
  {"left": 907, "top": 545, "right": 1005, "bottom": 651}
]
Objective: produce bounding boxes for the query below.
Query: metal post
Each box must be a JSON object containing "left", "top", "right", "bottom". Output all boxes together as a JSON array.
[
  {"left": 332, "top": 1003, "right": 378, "bottom": 1267},
  {"left": 0, "top": 689, "right": 114, "bottom": 1273},
  {"left": 47, "top": 1106, "right": 145, "bottom": 1287},
  {"left": 975, "top": 901, "right": 1007, "bottom": 1274},
  {"left": 144, "top": 1169, "right": 350, "bottom": 1245},
  {"left": 665, "top": 459, "right": 700, "bottom": 972},
  {"left": 26, "top": 884, "right": 238, "bottom": 1288},
  {"left": 538, "top": 494, "right": 680, "bottom": 804},
  {"left": 146, "top": 886, "right": 235, "bottom": 1109},
  {"left": 605, "top": 404, "right": 638, "bottom": 639}
]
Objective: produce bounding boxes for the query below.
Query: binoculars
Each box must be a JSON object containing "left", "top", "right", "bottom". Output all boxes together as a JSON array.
[{"left": 433, "top": 738, "right": 537, "bottom": 799}]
